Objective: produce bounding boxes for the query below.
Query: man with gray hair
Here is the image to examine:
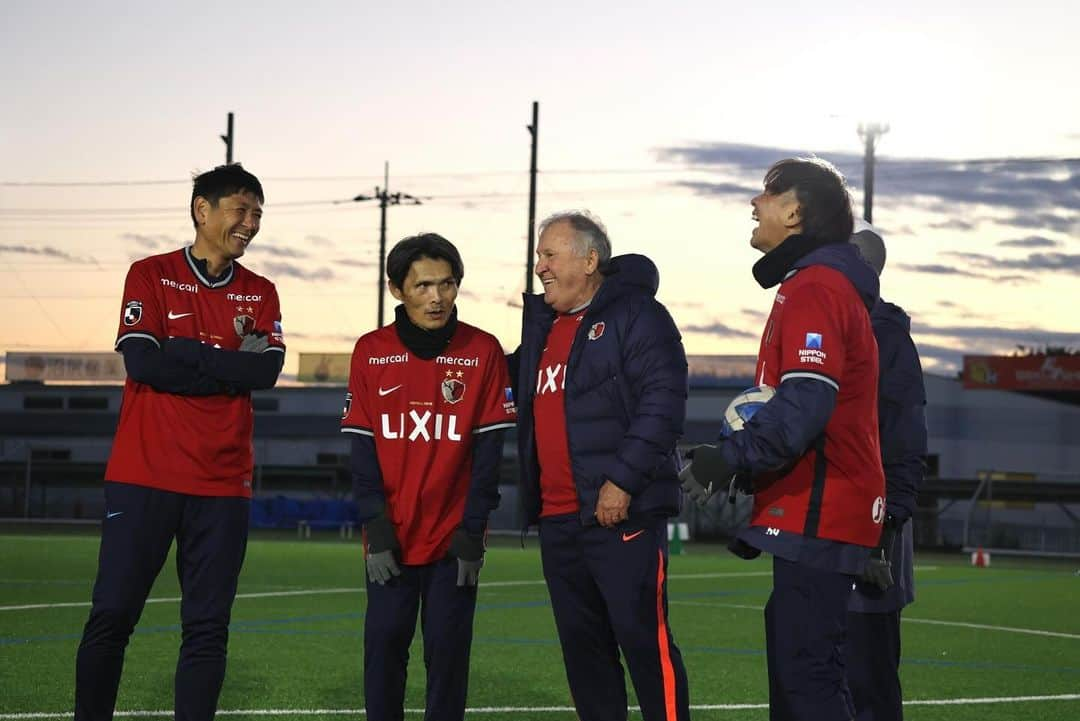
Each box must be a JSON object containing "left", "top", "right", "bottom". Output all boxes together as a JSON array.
[
  {"left": 848, "top": 219, "right": 928, "bottom": 721},
  {"left": 511, "top": 210, "right": 691, "bottom": 721}
]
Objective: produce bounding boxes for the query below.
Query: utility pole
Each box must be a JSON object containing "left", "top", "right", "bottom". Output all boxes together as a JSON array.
[
  {"left": 526, "top": 101, "right": 539, "bottom": 294},
  {"left": 857, "top": 122, "right": 888, "bottom": 223},
  {"left": 221, "top": 112, "right": 235, "bottom": 164},
  {"left": 349, "top": 162, "right": 422, "bottom": 328}
]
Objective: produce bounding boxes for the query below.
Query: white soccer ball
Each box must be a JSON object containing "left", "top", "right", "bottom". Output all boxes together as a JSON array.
[{"left": 721, "top": 385, "right": 776, "bottom": 436}]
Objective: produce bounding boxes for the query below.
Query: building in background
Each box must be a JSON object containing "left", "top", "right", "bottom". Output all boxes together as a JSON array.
[{"left": 3, "top": 353, "right": 1079, "bottom": 555}]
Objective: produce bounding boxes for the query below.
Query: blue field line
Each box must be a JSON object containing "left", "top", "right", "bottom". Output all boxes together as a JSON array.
[
  {"left": 5, "top": 620, "right": 1080, "bottom": 677},
  {"left": 0, "top": 599, "right": 551, "bottom": 646}
]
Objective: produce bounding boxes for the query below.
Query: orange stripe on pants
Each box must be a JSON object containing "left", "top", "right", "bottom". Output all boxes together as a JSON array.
[{"left": 655, "top": 548, "right": 677, "bottom": 721}]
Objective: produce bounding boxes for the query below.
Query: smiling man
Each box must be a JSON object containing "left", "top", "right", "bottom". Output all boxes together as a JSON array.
[
  {"left": 341, "top": 233, "right": 515, "bottom": 721},
  {"left": 76, "top": 164, "right": 285, "bottom": 721},
  {"left": 511, "top": 210, "right": 690, "bottom": 721},
  {"left": 680, "top": 158, "right": 885, "bottom": 721}
]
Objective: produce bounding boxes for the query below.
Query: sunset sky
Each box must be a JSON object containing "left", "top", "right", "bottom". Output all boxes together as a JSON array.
[{"left": 2, "top": 0, "right": 1078, "bottom": 380}]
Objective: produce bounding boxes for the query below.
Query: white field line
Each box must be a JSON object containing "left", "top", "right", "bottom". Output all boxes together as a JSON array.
[
  {"left": 2, "top": 694, "right": 1078, "bottom": 718},
  {"left": 0, "top": 571, "right": 775, "bottom": 612},
  {"left": 903, "top": 617, "right": 1080, "bottom": 641},
  {"left": 670, "top": 600, "right": 1080, "bottom": 640}
]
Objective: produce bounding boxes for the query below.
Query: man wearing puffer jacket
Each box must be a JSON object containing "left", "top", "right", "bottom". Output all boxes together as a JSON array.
[{"left": 510, "top": 210, "right": 691, "bottom": 721}]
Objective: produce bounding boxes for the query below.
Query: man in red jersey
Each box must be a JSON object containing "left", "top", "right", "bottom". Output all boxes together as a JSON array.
[
  {"left": 75, "top": 164, "right": 285, "bottom": 721},
  {"left": 341, "top": 233, "right": 515, "bottom": 721},
  {"left": 511, "top": 211, "right": 690, "bottom": 721},
  {"left": 681, "top": 158, "right": 885, "bottom": 721}
]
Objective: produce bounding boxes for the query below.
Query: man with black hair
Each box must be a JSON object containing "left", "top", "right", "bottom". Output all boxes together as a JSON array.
[
  {"left": 681, "top": 158, "right": 885, "bottom": 721},
  {"left": 76, "top": 164, "right": 285, "bottom": 720},
  {"left": 847, "top": 220, "right": 928, "bottom": 721},
  {"left": 512, "top": 210, "right": 691, "bottom": 721},
  {"left": 341, "top": 233, "right": 515, "bottom": 721}
]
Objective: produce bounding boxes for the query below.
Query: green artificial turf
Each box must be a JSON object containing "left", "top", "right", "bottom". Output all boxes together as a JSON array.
[{"left": 1, "top": 528, "right": 1077, "bottom": 719}]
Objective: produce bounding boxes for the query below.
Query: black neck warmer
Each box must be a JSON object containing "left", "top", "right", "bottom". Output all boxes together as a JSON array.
[
  {"left": 751, "top": 233, "right": 835, "bottom": 289},
  {"left": 190, "top": 254, "right": 229, "bottom": 284},
  {"left": 394, "top": 305, "right": 458, "bottom": 360}
]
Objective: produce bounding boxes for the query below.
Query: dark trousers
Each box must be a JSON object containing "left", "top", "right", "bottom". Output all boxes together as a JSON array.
[
  {"left": 765, "top": 556, "right": 856, "bottom": 721},
  {"left": 539, "top": 515, "right": 690, "bottom": 721},
  {"left": 845, "top": 610, "right": 903, "bottom": 721},
  {"left": 75, "top": 482, "right": 250, "bottom": 721},
  {"left": 363, "top": 557, "right": 478, "bottom": 721}
]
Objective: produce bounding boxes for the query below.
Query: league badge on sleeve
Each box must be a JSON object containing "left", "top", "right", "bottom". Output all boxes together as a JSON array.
[
  {"left": 272, "top": 320, "right": 284, "bottom": 342},
  {"left": 342, "top": 391, "right": 352, "bottom": 420},
  {"left": 123, "top": 300, "right": 143, "bottom": 326}
]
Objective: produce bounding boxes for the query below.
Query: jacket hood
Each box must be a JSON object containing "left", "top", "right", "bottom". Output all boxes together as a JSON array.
[
  {"left": 794, "top": 242, "right": 879, "bottom": 312},
  {"left": 593, "top": 253, "right": 659, "bottom": 307},
  {"left": 872, "top": 298, "right": 911, "bottom": 332}
]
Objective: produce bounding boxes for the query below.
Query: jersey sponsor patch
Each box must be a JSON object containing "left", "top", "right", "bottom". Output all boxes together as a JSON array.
[
  {"left": 123, "top": 300, "right": 143, "bottom": 326},
  {"left": 800, "top": 332, "right": 826, "bottom": 365}
]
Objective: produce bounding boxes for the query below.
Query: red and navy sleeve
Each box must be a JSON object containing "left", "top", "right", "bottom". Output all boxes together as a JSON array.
[
  {"left": 776, "top": 282, "right": 846, "bottom": 391},
  {"left": 472, "top": 337, "right": 517, "bottom": 436},
  {"left": 460, "top": 337, "right": 517, "bottom": 534},
  {"left": 115, "top": 260, "right": 165, "bottom": 350},
  {"left": 341, "top": 338, "right": 385, "bottom": 522},
  {"left": 722, "top": 282, "right": 842, "bottom": 476}
]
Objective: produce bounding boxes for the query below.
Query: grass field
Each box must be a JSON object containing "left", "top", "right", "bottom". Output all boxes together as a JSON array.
[{"left": 1, "top": 528, "right": 1078, "bottom": 720}]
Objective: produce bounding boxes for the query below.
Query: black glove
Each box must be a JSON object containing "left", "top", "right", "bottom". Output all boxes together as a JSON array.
[
  {"left": 860, "top": 516, "right": 900, "bottom": 592},
  {"left": 679, "top": 444, "right": 737, "bottom": 507},
  {"left": 727, "top": 536, "right": 762, "bottom": 560},
  {"left": 727, "top": 473, "right": 754, "bottom": 505},
  {"left": 364, "top": 514, "right": 401, "bottom": 586},
  {"left": 448, "top": 528, "right": 485, "bottom": 587}
]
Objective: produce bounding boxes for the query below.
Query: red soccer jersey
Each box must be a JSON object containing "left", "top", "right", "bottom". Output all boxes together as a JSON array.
[
  {"left": 533, "top": 312, "right": 583, "bottom": 517},
  {"left": 751, "top": 265, "right": 884, "bottom": 547},
  {"left": 340, "top": 322, "right": 516, "bottom": 565},
  {"left": 105, "top": 247, "right": 285, "bottom": 497}
]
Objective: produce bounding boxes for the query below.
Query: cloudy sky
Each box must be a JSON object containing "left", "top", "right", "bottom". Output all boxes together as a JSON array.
[{"left": 2, "top": 0, "right": 1078, "bottom": 379}]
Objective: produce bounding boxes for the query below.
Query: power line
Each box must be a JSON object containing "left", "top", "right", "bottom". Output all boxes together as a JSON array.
[{"left": 0, "top": 166, "right": 720, "bottom": 188}]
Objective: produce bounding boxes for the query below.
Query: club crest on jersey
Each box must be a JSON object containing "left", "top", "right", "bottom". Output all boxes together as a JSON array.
[
  {"left": 588, "top": 321, "right": 605, "bottom": 341},
  {"left": 342, "top": 391, "right": 352, "bottom": 420},
  {"left": 123, "top": 300, "right": 143, "bottom": 326},
  {"left": 441, "top": 378, "right": 466, "bottom": 404},
  {"left": 233, "top": 314, "right": 255, "bottom": 337}
]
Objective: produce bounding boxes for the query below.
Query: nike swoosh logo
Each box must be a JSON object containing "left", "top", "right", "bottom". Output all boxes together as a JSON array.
[
  {"left": 622, "top": 530, "right": 645, "bottom": 542},
  {"left": 168, "top": 311, "right": 194, "bottom": 320},
  {"left": 106, "top": 511, "right": 124, "bottom": 519},
  {"left": 378, "top": 384, "right": 403, "bottom": 397}
]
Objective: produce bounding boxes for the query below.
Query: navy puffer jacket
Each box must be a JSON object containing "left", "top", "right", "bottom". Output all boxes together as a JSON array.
[{"left": 514, "top": 253, "right": 688, "bottom": 527}]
